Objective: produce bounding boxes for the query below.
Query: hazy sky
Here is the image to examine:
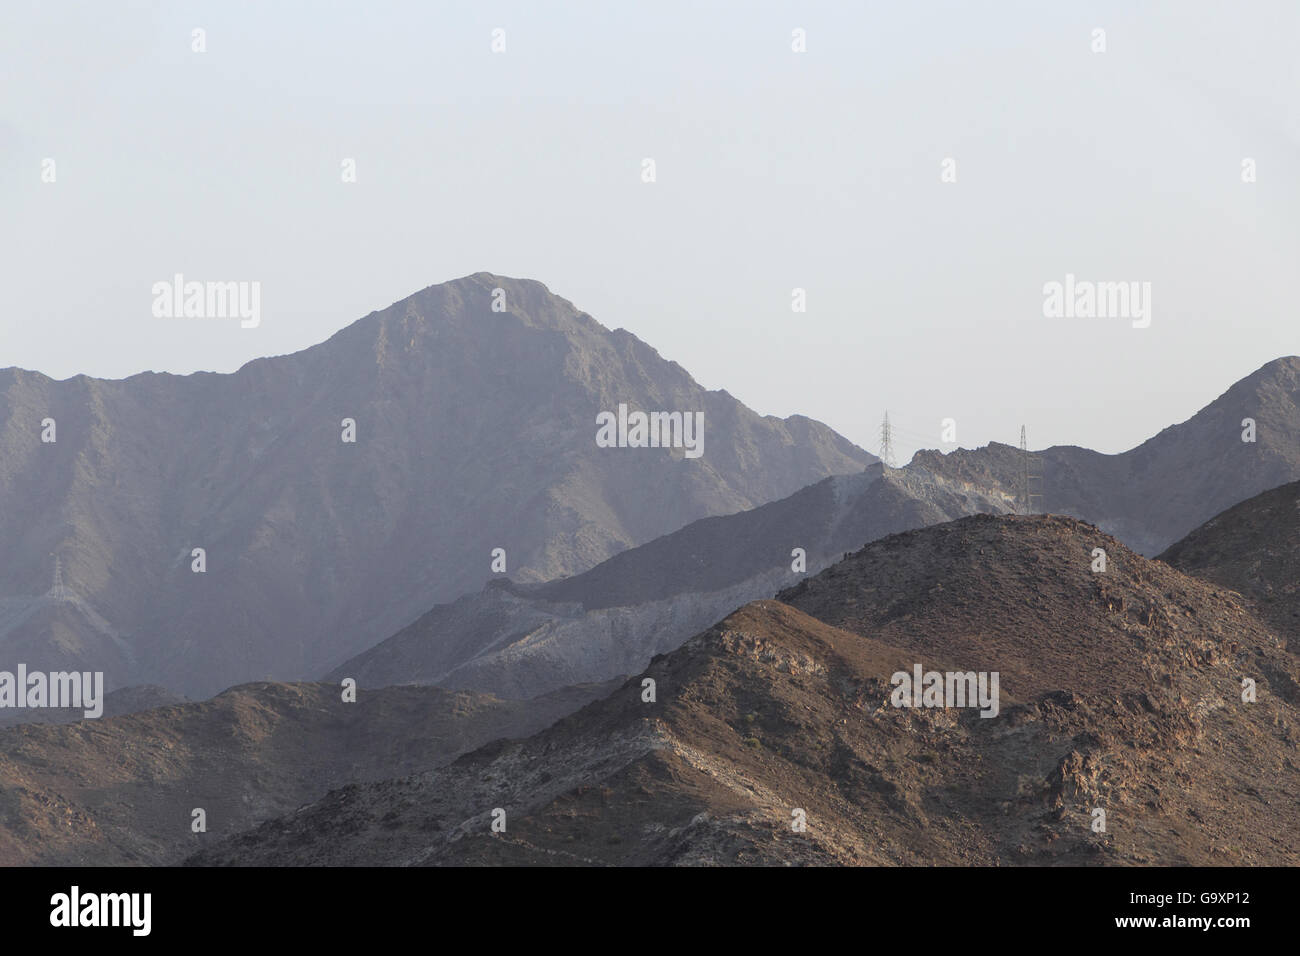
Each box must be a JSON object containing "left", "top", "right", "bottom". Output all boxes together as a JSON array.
[{"left": 3, "top": 1, "right": 1297, "bottom": 461}]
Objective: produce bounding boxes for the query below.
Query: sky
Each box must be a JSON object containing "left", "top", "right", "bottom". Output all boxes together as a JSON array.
[{"left": 3, "top": 0, "right": 1297, "bottom": 461}]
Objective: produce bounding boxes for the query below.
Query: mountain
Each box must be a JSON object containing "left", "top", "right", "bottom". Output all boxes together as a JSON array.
[
  {"left": 0, "top": 678, "right": 613, "bottom": 865},
  {"left": 1159, "top": 479, "right": 1300, "bottom": 651},
  {"left": 0, "top": 273, "right": 871, "bottom": 697},
  {"left": 329, "top": 357, "right": 1300, "bottom": 702},
  {"left": 330, "top": 463, "right": 1016, "bottom": 697},
  {"left": 912, "top": 356, "right": 1300, "bottom": 556},
  {"left": 0, "top": 683, "right": 187, "bottom": 729},
  {"left": 190, "top": 514, "right": 1300, "bottom": 866}
]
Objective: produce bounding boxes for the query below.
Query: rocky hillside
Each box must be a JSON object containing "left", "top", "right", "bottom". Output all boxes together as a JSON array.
[
  {"left": 0, "top": 678, "right": 612, "bottom": 865},
  {"left": 1159, "top": 479, "right": 1300, "bottom": 651},
  {"left": 192, "top": 514, "right": 1300, "bottom": 866},
  {"left": 0, "top": 683, "right": 187, "bottom": 729},
  {"left": 0, "top": 273, "right": 870, "bottom": 696}
]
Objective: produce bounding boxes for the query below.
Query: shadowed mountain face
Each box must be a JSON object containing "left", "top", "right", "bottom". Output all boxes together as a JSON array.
[
  {"left": 330, "top": 358, "right": 1300, "bottom": 702},
  {"left": 0, "top": 678, "right": 614, "bottom": 865},
  {"left": 1160, "top": 479, "right": 1300, "bottom": 651},
  {"left": 0, "top": 273, "right": 871, "bottom": 697},
  {"left": 330, "top": 464, "right": 1017, "bottom": 697},
  {"left": 191, "top": 515, "right": 1300, "bottom": 867}
]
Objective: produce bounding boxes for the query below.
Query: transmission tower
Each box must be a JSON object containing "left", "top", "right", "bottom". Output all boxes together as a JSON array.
[
  {"left": 50, "top": 556, "right": 70, "bottom": 601},
  {"left": 1017, "top": 426, "right": 1043, "bottom": 515},
  {"left": 878, "top": 410, "right": 896, "bottom": 468}
]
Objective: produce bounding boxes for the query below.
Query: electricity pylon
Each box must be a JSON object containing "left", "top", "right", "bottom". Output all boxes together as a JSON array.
[
  {"left": 879, "top": 411, "right": 897, "bottom": 468},
  {"left": 50, "top": 556, "right": 70, "bottom": 601},
  {"left": 1017, "top": 426, "right": 1043, "bottom": 515}
]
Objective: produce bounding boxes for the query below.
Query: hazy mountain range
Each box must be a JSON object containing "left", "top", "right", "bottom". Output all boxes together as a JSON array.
[
  {"left": 3, "top": 464, "right": 1296, "bottom": 866},
  {"left": 2, "top": 272, "right": 1297, "bottom": 868},
  {"left": 331, "top": 355, "right": 1300, "bottom": 701},
  {"left": 0, "top": 274, "right": 870, "bottom": 697}
]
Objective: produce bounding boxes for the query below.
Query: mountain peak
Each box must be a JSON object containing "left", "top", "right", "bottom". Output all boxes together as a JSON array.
[
  {"left": 367, "top": 272, "right": 592, "bottom": 336},
  {"left": 0, "top": 275, "right": 870, "bottom": 696},
  {"left": 1218, "top": 355, "right": 1300, "bottom": 399}
]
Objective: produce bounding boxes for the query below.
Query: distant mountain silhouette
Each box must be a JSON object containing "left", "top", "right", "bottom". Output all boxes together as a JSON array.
[{"left": 0, "top": 274, "right": 870, "bottom": 696}]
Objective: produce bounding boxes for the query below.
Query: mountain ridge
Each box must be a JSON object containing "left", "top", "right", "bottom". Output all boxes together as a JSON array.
[
  {"left": 1159, "top": 478, "right": 1300, "bottom": 651},
  {"left": 330, "top": 355, "right": 1300, "bottom": 701},
  {"left": 191, "top": 513, "right": 1300, "bottom": 866},
  {"left": 0, "top": 274, "right": 871, "bottom": 697},
  {"left": 0, "top": 676, "right": 615, "bottom": 865}
]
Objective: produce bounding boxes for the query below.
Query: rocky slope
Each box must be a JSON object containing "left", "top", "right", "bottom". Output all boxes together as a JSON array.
[
  {"left": 0, "top": 678, "right": 613, "bottom": 865},
  {"left": 0, "top": 683, "right": 187, "bottom": 729},
  {"left": 192, "top": 514, "right": 1300, "bottom": 866},
  {"left": 1159, "top": 479, "right": 1300, "bottom": 651},
  {"left": 0, "top": 273, "right": 870, "bottom": 696}
]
